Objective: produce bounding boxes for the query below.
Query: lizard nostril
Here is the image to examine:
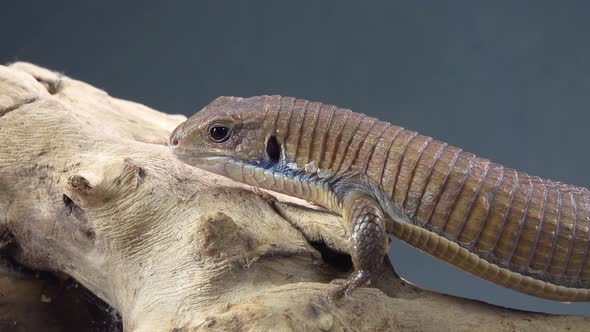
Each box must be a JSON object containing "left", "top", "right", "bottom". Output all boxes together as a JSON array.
[{"left": 171, "top": 138, "right": 179, "bottom": 146}]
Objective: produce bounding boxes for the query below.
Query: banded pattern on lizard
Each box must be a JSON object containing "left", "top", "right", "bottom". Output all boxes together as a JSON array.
[{"left": 170, "top": 95, "right": 590, "bottom": 301}]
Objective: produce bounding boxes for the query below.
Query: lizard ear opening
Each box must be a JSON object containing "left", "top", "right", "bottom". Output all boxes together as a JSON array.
[{"left": 266, "top": 136, "right": 281, "bottom": 164}]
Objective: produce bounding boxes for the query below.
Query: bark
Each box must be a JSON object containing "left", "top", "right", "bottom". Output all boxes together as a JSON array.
[{"left": 0, "top": 62, "right": 587, "bottom": 331}]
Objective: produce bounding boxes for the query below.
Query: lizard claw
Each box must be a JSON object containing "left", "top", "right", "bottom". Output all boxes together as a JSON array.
[{"left": 330, "top": 270, "right": 372, "bottom": 299}]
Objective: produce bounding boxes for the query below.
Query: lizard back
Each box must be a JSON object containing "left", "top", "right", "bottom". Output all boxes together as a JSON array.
[{"left": 260, "top": 95, "right": 590, "bottom": 300}]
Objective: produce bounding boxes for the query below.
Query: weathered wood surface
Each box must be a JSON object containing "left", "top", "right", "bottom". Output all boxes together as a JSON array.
[{"left": 0, "top": 62, "right": 587, "bottom": 331}]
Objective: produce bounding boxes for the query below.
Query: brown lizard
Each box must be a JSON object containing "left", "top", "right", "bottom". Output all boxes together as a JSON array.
[{"left": 169, "top": 95, "right": 590, "bottom": 301}]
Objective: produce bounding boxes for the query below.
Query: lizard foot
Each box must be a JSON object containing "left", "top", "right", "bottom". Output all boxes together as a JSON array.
[{"left": 330, "top": 269, "right": 371, "bottom": 298}]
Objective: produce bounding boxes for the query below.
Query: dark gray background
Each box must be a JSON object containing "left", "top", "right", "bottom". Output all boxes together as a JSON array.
[{"left": 3, "top": 1, "right": 589, "bottom": 315}]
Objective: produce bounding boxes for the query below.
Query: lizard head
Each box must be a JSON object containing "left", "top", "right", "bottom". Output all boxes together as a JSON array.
[{"left": 169, "top": 96, "right": 279, "bottom": 174}]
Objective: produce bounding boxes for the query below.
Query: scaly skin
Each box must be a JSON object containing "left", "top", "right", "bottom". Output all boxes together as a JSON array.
[{"left": 169, "top": 95, "right": 590, "bottom": 301}]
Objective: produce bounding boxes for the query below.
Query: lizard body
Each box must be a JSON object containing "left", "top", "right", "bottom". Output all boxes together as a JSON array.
[{"left": 170, "top": 95, "right": 590, "bottom": 301}]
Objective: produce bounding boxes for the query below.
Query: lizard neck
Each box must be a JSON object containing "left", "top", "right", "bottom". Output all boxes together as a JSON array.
[{"left": 195, "top": 157, "right": 406, "bottom": 226}]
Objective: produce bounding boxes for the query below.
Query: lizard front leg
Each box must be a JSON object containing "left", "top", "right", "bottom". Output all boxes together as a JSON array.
[{"left": 331, "top": 190, "right": 389, "bottom": 297}]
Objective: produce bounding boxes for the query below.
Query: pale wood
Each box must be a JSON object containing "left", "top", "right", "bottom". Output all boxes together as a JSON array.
[{"left": 0, "top": 62, "right": 587, "bottom": 331}]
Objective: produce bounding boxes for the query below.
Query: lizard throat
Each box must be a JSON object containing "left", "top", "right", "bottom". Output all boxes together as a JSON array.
[{"left": 180, "top": 154, "right": 339, "bottom": 211}]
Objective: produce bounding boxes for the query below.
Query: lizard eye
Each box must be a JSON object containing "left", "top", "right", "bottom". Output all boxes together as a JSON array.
[{"left": 209, "top": 124, "right": 231, "bottom": 143}]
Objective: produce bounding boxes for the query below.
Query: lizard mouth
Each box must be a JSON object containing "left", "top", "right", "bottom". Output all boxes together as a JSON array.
[
  {"left": 174, "top": 153, "right": 236, "bottom": 171},
  {"left": 176, "top": 155, "right": 233, "bottom": 164},
  {"left": 170, "top": 142, "right": 236, "bottom": 165}
]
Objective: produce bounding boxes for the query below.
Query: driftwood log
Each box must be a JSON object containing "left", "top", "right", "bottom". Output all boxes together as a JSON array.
[{"left": 0, "top": 62, "right": 588, "bottom": 331}]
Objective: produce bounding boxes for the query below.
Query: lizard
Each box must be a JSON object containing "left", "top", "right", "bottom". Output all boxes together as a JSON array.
[{"left": 169, "top": 95, "right": 590, "bottom": 301}]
